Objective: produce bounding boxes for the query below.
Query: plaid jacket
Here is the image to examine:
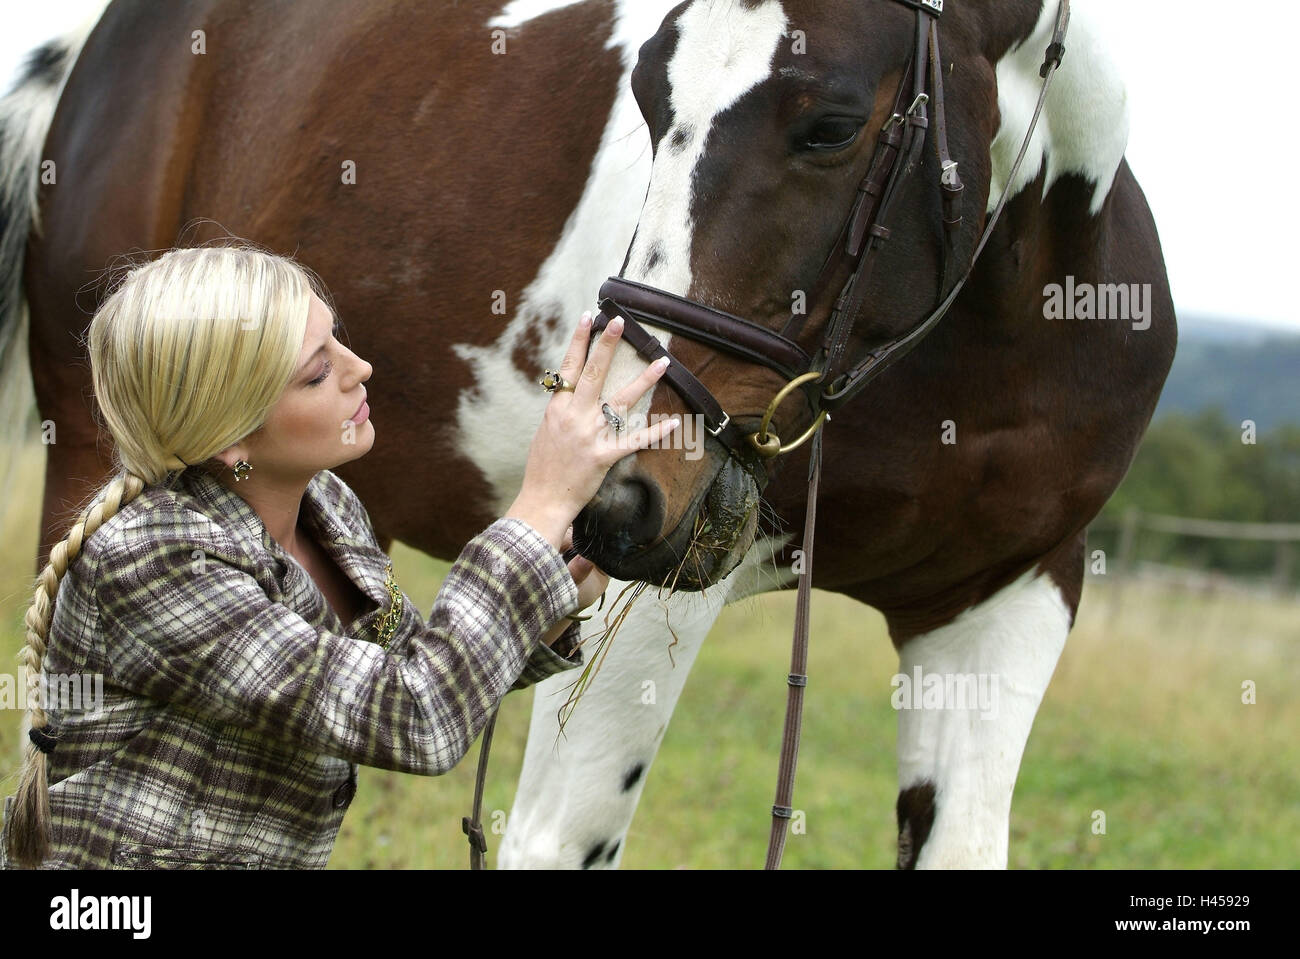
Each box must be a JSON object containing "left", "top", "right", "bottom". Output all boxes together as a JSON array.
[{"left": 1, "top": 467, "right": 584, "bottom": 869}]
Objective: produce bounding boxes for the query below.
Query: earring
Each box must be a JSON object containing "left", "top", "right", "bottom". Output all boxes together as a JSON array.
[{"left": 233, "top": 459, "right": 253, "bottom": 482}]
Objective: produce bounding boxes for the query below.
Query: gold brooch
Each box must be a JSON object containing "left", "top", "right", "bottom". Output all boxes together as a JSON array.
[{"left": 374, "top": 561, "right": 404, "bottom": 648}]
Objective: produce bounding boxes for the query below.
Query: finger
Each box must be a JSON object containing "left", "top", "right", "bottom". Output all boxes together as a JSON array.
[
  {"left": 619, "top": 414, "right": 681, "bottom": 456},
  {"left": 557, "top": 313, "right": 594, "bottom": 382},
  {"left": 573, "top": 312, "right": 624, "bottom": 407},
  {"left": 610, "top": 355, "right": 671, "bottom": 411}
]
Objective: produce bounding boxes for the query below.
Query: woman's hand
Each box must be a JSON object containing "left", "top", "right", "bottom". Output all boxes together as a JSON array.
[
  {"left": 561, "top": 525, "right": 609, "bottom": 612},
  {"left": 505, "top": 311, "right": 679, "bottom": 550},
  {"left": 540, "top": 527, "right": 610, "bottom": 649}
]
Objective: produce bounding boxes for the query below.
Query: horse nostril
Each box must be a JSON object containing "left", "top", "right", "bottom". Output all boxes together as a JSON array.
[
  {"left": 607, "top": 475, "right": 647, "bottom": 521},
  {"left": 575, "top": 465, "right": 665, "bottom": 559}
]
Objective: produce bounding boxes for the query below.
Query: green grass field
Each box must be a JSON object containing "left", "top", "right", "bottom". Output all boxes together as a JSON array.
[{"left": 2, "top": 440, "right": 1296, "bottom": 868}]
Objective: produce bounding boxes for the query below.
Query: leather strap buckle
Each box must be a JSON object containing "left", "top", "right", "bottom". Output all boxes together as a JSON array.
[
  {"left": 1040, "top": 41, "right": 1066, "bottom": 77},
  {"left": 461, "top": 816, "right": 487, "bottom": 854}
]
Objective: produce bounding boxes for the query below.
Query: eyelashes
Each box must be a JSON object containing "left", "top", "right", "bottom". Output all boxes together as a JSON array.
[
  {"left": 306, "top": 319, "right": 344, "bottom": 387},
  {"left": 308, "top": 360, "right": 333, "bottom": 386}
]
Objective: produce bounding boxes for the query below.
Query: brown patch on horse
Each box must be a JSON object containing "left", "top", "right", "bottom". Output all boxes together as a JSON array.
[
  {"left": 26, "top": 0, "right": 623, "bottom": 565},
  {"left": 512, "top": 323, "right": 545, "bottom": 383},
  {"left": 896, "top": 781, "right": 937, "bottom": 870}
]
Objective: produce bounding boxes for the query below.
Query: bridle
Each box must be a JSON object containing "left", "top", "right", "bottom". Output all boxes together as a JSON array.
[
  {"left": 592, "top": 0, "right": 1070, "bottom": 466},
  {"left": 463, "top": 0, "right": 1071, "bottom": 870}
]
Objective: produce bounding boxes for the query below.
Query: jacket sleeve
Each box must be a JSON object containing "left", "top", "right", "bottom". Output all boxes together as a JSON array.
[
  {"left": 510, "top": 619, "right": 584, "bottom": 693},
  {"left": 93, "top": 512, "right": 584, "bottom": 776}
]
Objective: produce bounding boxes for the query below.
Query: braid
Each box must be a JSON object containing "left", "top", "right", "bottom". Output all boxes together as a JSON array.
[{"left": 7, "top": 470, "right": 147, "bottom": 869}]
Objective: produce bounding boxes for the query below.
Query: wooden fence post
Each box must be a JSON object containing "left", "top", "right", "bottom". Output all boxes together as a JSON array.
[
  {"left": 1274, "top": 541, "right": 1293, "bottom": 597},
  {"left": 1108, "top": 506, "right": 1140, "bottom": 624}
]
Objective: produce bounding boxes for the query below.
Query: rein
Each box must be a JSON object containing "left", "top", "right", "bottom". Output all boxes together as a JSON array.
[{"left": 463, "top": 0, "right": 1070, "bottom": 870}]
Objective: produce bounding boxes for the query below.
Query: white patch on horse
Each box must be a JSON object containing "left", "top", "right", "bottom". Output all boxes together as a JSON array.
[
  {"left": 612, "top": 0, "right": 788, "bottom": 415},
  {"left": 989, "top": 0, "right": 1129, "bottom": 215},
  {"left": 452, "top": 0, "right": 683, "bottom": 514},
  {"left": 623, "top": 0, "right": 788, "bottom": 297},
  {"left": 895, "top": 569, "right": 1071, "bottom": 868}
]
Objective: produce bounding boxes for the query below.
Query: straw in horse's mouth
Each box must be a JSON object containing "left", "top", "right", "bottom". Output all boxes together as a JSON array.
[
  {"left": 552, "top": 486, "right": 762, "bottom": 739},
  {"left": 552, "top": 511, "right": 711, "bottom": 736}
]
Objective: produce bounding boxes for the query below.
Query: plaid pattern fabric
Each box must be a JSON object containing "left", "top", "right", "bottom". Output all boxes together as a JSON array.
[{"left": 1, "top": 467, "right": 583, "bottom": 869}]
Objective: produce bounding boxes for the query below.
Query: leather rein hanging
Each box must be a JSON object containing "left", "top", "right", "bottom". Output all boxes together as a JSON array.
[{"left": 463, "top": 0, "right": 1070, "bottom": 870}]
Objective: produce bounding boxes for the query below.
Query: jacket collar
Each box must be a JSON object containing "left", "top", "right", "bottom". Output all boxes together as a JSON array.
[
  {"left": 177, "top": 467, "right": 271, "bottom": 552},
  {"left": 175, "top": 468, "right": 392, "bottom": 629},
  {"left": 179, "top": 467, "right": 351, "bottom": 553}
]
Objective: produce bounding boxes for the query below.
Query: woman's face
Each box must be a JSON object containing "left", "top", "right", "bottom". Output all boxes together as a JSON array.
[{"left": 223, "top": 292, "right": 374, "bottom": 482}]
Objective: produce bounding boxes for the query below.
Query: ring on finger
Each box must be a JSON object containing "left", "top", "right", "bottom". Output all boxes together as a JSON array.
[
  {"left": 539, "top": 369, "right": 576, "bottom": 393},
  {"left": 601, "top": 402, "right": 626, "bottom": 433}
]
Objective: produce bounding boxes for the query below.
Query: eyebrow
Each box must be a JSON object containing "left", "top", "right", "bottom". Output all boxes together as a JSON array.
[{"left": 297, "top": 311, "right": 341, "bottom": 378}]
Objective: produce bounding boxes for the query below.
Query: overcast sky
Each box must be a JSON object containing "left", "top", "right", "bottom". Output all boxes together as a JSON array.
[{"left": 2, "top": 0, "right": 1295, "bottom": 333}]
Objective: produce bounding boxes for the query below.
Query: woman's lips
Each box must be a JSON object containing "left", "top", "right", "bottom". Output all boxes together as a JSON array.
[{"left": 350, "top": 399, "right": 369, "bottom": 424}]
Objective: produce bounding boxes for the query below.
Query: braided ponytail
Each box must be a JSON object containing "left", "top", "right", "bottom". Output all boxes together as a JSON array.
[{"left": 8, "top": 471, "right": 146, "bottom": 868}]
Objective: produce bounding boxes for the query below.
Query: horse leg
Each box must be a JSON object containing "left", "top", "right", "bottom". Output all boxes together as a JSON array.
[
  {"left": 500, "top": 537, "right": 791, "bottom": 868},
  {"left": 892, "top": 535, "right": 1085, "bottom": 869},
  {"left": 496, "top": 581, "right": 717, "bottom": 869}
]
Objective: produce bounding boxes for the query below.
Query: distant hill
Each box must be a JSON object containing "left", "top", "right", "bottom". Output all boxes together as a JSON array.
[{"left": 1154, "top": 315, "right": 1299, "bottom": 433}]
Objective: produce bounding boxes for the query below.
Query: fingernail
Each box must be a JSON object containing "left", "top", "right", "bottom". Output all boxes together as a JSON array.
[
  {"left": 667, "top": 416, "right": 681, "bottom": 431},
  {"left": 608, "top": 316, "right": 624, "bottom": 333},
  {"left": 580, "top": 312, "right": 591, "bottom": 328},
  {"left": 653, "top": 357, "right": 670, "bottom": 371}
]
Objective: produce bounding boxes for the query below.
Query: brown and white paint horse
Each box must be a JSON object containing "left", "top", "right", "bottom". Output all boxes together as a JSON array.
[{"left": 1, "top": 0, "right": 1173, "bottom": 868}]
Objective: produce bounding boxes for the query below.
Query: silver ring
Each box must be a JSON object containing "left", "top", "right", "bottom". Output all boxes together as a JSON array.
[{"left": 601, "top": 402, "right": 625, "bottom": 433}]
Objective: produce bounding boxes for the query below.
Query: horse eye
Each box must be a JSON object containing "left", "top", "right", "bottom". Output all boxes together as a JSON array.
[{"left": 802, "top": 117, "right": 861, "bottom": 151}]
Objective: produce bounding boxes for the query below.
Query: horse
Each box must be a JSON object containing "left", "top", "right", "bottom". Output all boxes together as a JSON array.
[{"left": 0, "top": 0, "right": 1174, "bottom": 869}]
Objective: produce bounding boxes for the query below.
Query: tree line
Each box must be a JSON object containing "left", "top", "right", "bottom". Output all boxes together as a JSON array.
[{"left": 1091, "top": 408, "right": 1300, "bottom": 586}]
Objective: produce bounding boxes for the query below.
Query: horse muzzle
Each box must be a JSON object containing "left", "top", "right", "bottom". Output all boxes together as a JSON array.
[{"left": 573, "top": 444, "right": 762, "bottom": 591}]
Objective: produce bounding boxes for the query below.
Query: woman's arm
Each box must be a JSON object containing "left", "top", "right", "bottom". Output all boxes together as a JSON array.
[{"left": 93, "top": 508, "right": 583, "bottom": 777}]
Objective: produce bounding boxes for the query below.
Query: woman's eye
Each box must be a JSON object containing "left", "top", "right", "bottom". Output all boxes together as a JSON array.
[
  {"left": 802, "top": 117, "right": 861, "bottom": 151},
  {"left": 309, "top": 360, "right": 333, "bottom": 386}
]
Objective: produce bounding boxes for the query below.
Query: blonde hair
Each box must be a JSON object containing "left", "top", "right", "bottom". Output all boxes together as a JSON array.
[{"left": 7, "top": 240, "right": 330, "bottom": 868}]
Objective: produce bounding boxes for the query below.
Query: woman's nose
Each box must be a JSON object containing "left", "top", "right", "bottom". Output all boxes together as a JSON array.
[{"left": 345, "top": 346, "right": 372, "bottom": 384}]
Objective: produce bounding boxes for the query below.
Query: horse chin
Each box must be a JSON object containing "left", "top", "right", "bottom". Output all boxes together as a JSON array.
[{"left": 581, "top": 456, "right": 762, "bottom": 592}]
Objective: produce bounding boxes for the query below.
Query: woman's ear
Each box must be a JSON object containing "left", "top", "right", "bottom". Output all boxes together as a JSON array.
[{"left": 214, "top": 445, "right": 247, "bottom": 470}]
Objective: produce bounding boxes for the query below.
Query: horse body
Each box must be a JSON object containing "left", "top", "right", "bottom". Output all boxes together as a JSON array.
[{"left": 2, "top": 0, "right": 1173, "bottom": 869}]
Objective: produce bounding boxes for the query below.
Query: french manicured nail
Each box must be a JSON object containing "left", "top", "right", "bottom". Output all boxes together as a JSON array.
[
  {"left": 608, "top": 316, "right": 624, "bottom": 333},
  {"left": 653, "top": 357, "right": 670, "bottom": 371},
  {"left": 580, "top": 312, "right": 591, "bottom": 328}
]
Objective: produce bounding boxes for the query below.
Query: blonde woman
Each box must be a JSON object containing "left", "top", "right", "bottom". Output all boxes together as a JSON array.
[{"left": 1, "top": 243, "right": 678, "bottom": 869}]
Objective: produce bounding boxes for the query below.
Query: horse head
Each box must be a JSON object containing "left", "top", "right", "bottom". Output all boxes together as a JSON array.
[{"left": 574, "top": 0, "right": 1051, "bottom": 590}]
